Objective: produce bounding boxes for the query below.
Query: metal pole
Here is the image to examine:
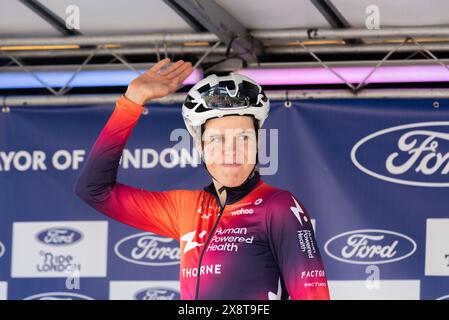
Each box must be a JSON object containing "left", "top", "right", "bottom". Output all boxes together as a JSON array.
[
  {"left": 1, "top": 46, "right": 228, "bottom": 58},
  {"left": 3, "top": 89, "right": 449, "bottom": 107},
  {"left": 252, "top": 27, "right": 449, "bottom": 41},
  {"left": 5, "top": 43, "right": 449, "bottom": 59},
  {"left": 0, "top": 33, "right": 219, "bottom": 46},
  {"left": 2, "top": 27, "right": 449, "bottom": 47},
  {"left": 265, "top": 43, "right": 449, "bottom": 54},
  {"left": 4, "top": 58, "right": 449, "bottom": 73}
]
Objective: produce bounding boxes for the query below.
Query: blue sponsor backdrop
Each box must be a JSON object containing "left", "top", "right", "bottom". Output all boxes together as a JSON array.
[{"left": 1, "top": 99, "right": 448, "bottom": 299}]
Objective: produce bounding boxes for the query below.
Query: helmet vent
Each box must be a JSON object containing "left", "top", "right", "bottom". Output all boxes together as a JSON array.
[{"left": 197, "top": 83, "right": 211, "bottom": 94}]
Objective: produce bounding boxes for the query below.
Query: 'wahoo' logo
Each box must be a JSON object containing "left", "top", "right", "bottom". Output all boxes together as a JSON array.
[
  {"left": 36, "top": 228, "right": 83, "bottom": 246},
  {"left": 134, "top": 288, "right": 180, "bottom": 300},
  {"left": 115, "top": 233, "right": 180, "bottom": 266},
  {"left": 324, "top": 229, "right": 416, "bottom": 265},
  {"left": 351, "top": 122, "right": 449, "bottom": 187},
  {"left": 230, "top": 208, "right": 254, "bottom": 216}
]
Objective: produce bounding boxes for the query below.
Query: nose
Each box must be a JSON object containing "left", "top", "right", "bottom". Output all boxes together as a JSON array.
[
  {"left": 223, "top": 138, "right": 235, "bottom": 163},
  {"left": 223, "top": 136, "right": 246, "bottom": 164}
]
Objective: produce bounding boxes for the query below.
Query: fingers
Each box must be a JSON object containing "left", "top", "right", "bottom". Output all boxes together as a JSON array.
[
  {"left": 166, "top": 62, "right": 193, "bottom": 80},
  {"left": 173, "top": 64, "right": 194, "bottom": 85},
  {"left": 159, "top": 60, "right": 185, "bottom": 76},
  {"left": 148, "top": 57, "right": 171, "bottom": 73}
]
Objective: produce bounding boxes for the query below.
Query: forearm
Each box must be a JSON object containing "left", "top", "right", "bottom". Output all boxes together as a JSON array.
[{"left": 74, "top": 95, "right": 144, "bottom": 202}]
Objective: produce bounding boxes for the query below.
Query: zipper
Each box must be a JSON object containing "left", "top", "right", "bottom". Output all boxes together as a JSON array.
[{"left": 194, "top": 196, "right": 226, "bottom": 300}]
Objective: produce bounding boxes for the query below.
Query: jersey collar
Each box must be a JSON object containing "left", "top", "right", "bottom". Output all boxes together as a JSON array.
[{"left": 203, "top": 170, "right": 261, "bottom": 207}]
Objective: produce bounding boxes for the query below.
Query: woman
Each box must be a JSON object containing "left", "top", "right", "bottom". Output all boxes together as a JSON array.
[{"left": 75, "top": 58, "right": 330, "bottom": 300}]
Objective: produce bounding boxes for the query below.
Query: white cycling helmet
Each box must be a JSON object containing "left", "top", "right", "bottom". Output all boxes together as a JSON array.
[{"left": 182, "top": 73, "right": 270, "bottom": 142}]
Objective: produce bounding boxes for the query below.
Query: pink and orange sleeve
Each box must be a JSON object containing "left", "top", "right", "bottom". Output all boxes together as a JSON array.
[{"left": 74, "top": 96, "right": 181, "bottom": 240}]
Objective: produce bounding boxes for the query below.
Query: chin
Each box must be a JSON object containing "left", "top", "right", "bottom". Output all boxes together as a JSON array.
[
  {"left": 207, "top": 163, "right": 254, "bottom": 187},
  {"left": 218, "top": 171, "right": 248, "bottom": 187}
]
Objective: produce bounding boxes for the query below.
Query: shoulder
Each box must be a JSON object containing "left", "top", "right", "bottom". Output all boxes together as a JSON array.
[
  {"left": 259, "top": 184, "right": 313, "bottom": 233},
  {"left": 259, "top": 183, "right": 301, "bottom": 205},
  {"left": 259, "top": 183, "right": 309, "bottom": 215}
]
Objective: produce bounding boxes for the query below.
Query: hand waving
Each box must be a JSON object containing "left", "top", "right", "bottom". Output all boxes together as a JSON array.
[{"left": 124, "top": 58, "right": 193, "bottom": 105}]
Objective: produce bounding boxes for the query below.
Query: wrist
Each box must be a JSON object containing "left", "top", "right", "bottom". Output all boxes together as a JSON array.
[{"left": 124, "top": 87, "right": 147, "bottom": 105}]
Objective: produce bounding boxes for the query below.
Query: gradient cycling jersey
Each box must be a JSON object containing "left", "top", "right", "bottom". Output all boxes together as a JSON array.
[{"left": 74, "top": 95, "right": 330, "bottom": 300}]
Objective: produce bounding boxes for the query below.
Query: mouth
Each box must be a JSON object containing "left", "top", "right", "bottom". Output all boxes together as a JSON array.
[{"left": 221, "top": 163, "right": 242, "bottom": 168}]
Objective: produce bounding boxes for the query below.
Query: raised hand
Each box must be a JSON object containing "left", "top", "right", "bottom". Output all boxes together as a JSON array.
[{"left": 124, "top": 58, "right": 193, "bottom": 105}]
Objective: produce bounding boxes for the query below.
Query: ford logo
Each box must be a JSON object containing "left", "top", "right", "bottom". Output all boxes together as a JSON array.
[
  {"left": 134, "top": 287, "right": 180, "bottom": 300},
  {"left": 36, "top": 227, "right": 83, "bottom": 246},
  {"left": 0, "top": 242, "right": 5, "bottom": 258},
  {"left": 23, "top": 292, "right": 94, "bottom": 300},
  {"left": 351, "top": 122, "right": 449, "bottom": 187},
  {"left": 114, "top": 232, "right": 180, "bottom": 266},
  {"left": 324, "top": 229, "right": 417, "bottom": 265}
]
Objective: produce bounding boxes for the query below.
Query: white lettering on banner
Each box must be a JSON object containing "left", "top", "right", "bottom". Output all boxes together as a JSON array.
[
  {"left": 297, "top": 230, "right": 316, "bottom": 259},
  {"left": 121, "top": 148, "right": 201, "bottom": 169},
  {"left": 36, "top": 251, "right": 81, "bottom": 273},
  {"left": 351, "top": 122, "right": 449, "bottom": 187},
  {"left": 325, "top": 229, "right": 417, "bottom": 265},
  {"left": 131, "top": 237, "right": 180, "bottom": 261},
  {"left": 342, "top": 235, "right": 397, "bottom": 259},
  {"left": 0, "top": 150, "right": 47, "bottom": 171},
  {"left": 115, "top": 233, "right": 180, "bottom": 266},
  {"left": 0, "top": 148, "right": 198, "bottom": 172},
  {"left": 52, "top": 150, "right": 85, "bottom": 170},
  {"left": 181, "top": 264, "right": 222, "bottom": 278},
  {"left": 0, "top": 150, "right": 86, "bottom": 172},
  {"left": 0, "top": 126, "right": 279, "bottom": 173},
  {"left": 386, "top": 131, "right": 449, "bottom": 175}
]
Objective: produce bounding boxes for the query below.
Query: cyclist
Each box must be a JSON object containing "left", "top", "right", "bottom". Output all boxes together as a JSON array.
[{"left": 75, "top": 58, "right": 330, "bottom": 300}]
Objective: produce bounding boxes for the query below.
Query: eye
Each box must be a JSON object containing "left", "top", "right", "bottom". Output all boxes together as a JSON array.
[
  {"left": 210, "top": 136, "right": 223, "bottom": 143},
  {"left": 237, "top": 133, "right": 254, "bottom": 141}
]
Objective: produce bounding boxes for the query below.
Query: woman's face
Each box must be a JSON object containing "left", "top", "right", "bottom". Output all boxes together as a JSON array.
[{"left": 200, "top": 115, "right": 257, "bottom": 187}]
